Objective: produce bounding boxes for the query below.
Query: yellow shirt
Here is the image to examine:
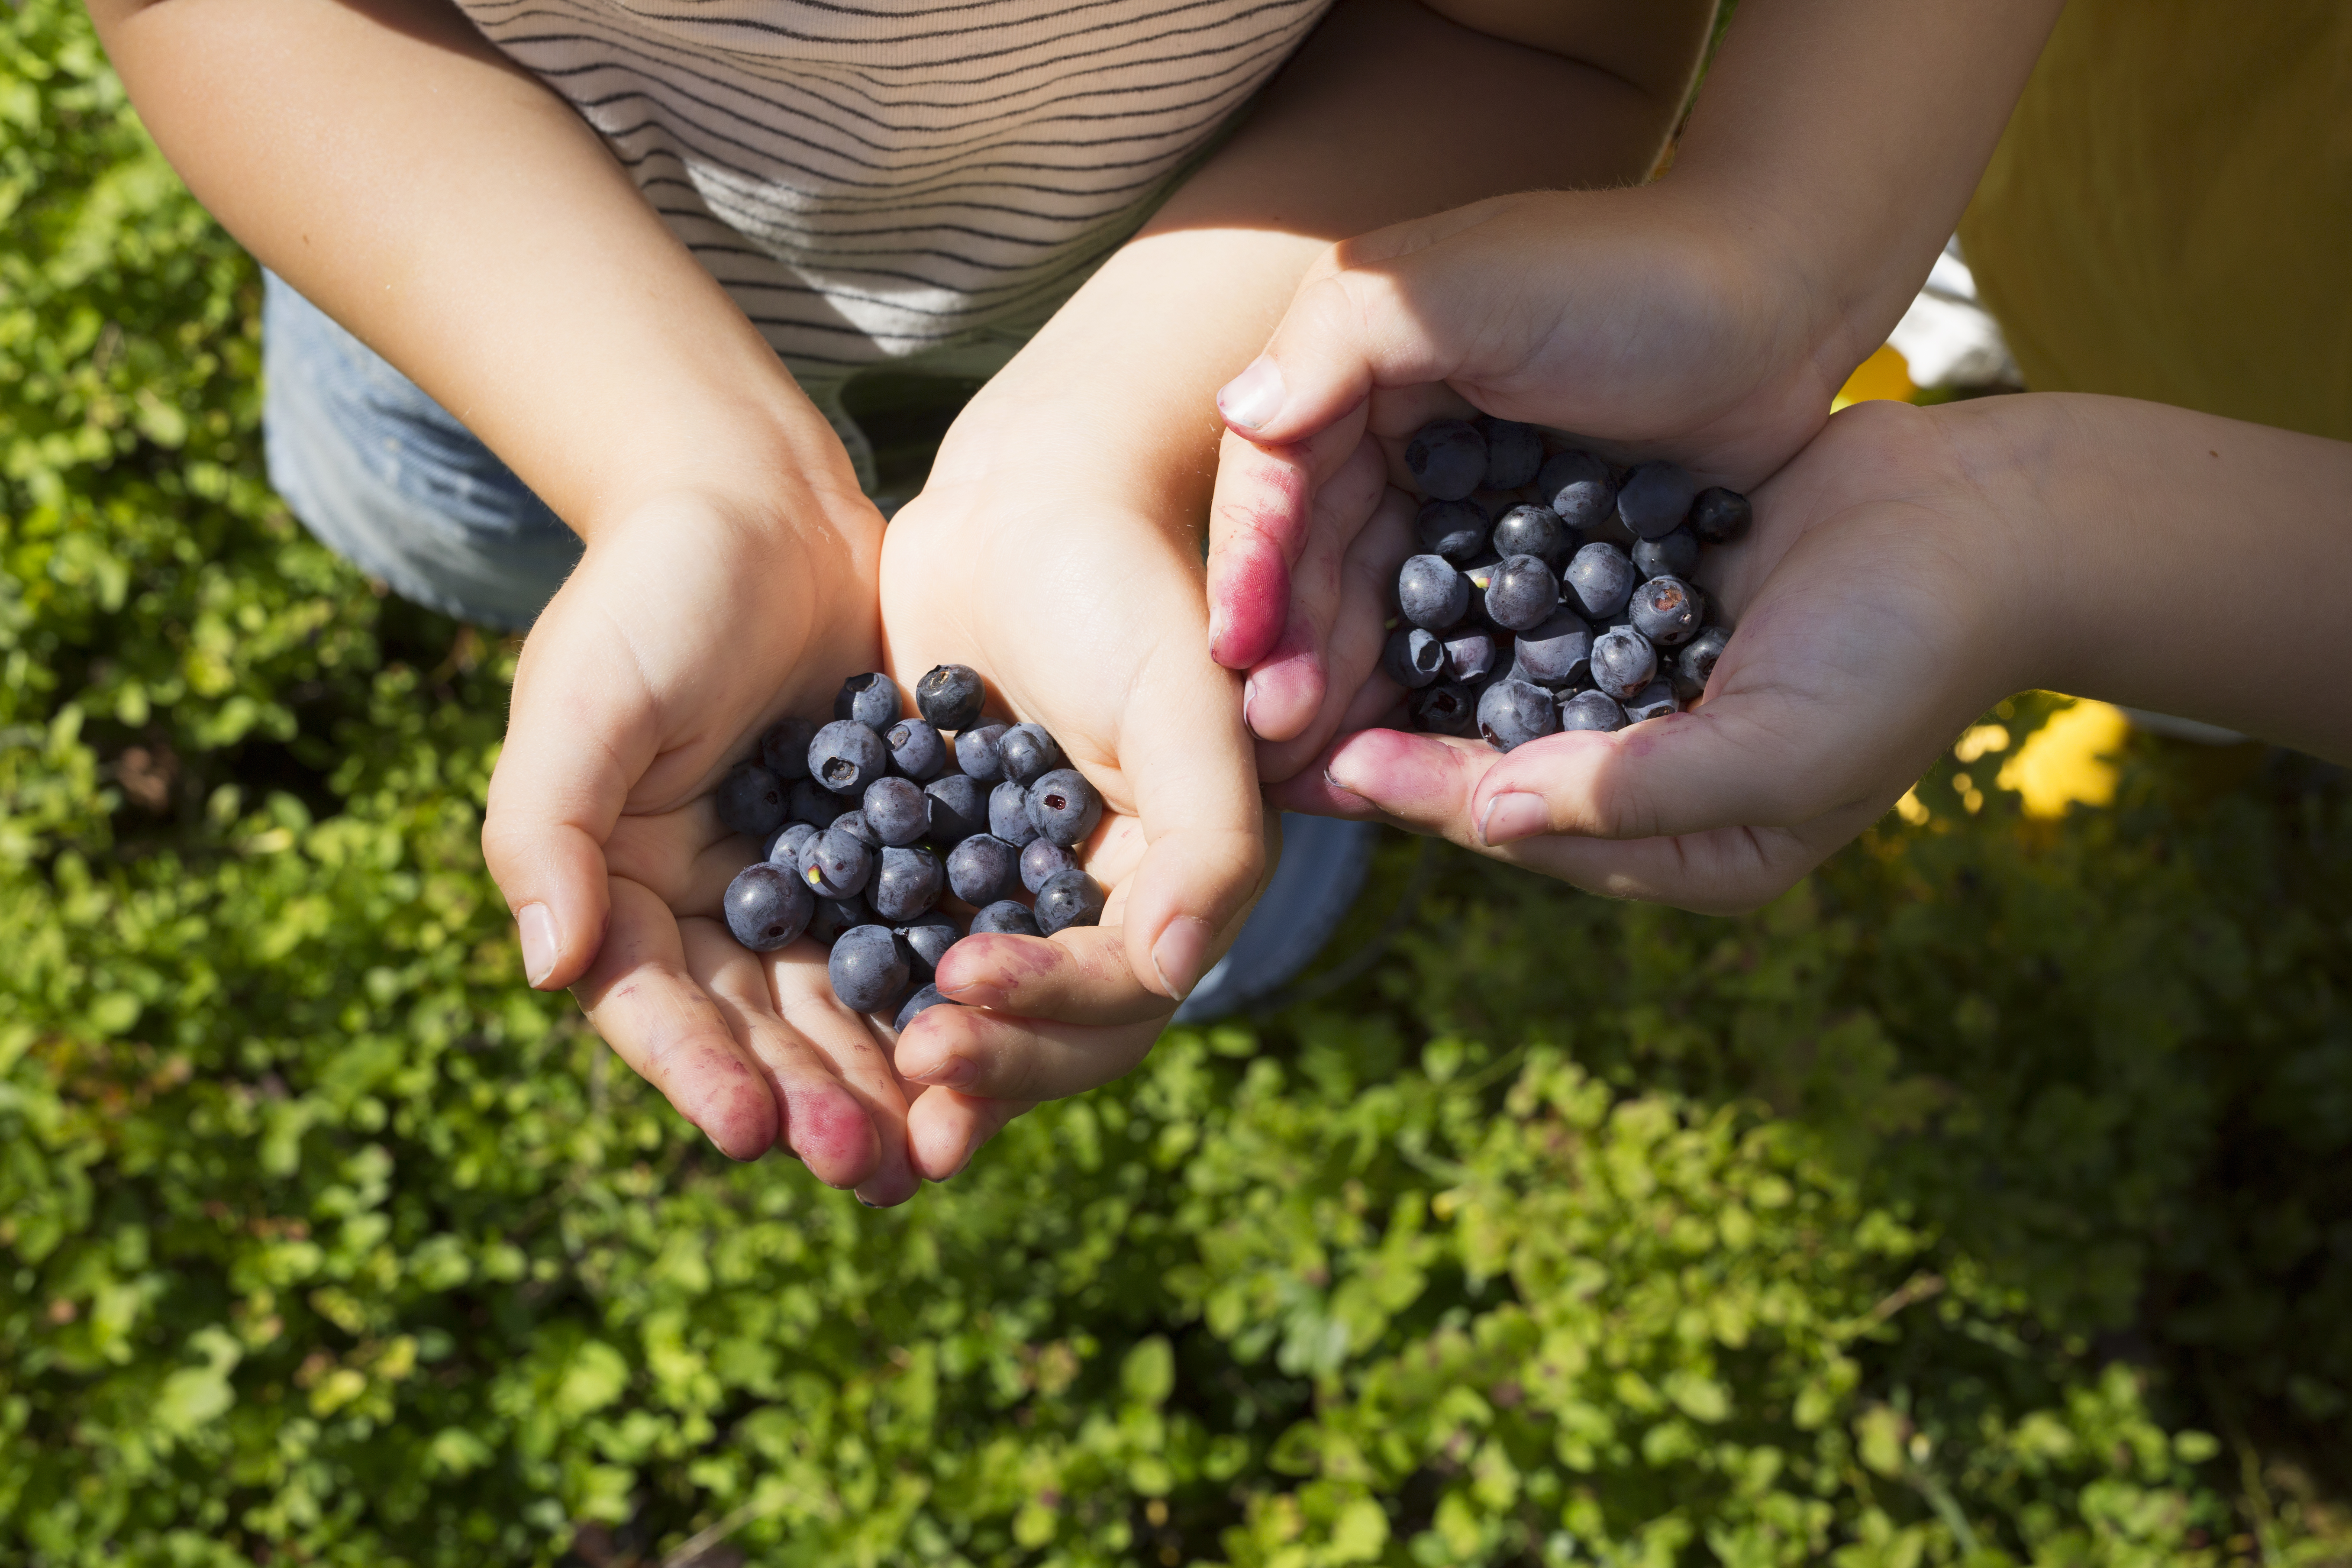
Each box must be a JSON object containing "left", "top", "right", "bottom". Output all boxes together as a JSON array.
[{"left": 1957, "top": 0, "right": 2352, "bottom": 441}]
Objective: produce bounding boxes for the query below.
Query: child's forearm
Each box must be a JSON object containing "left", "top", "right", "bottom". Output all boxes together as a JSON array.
[{"left": 88, "top": 0, "right": 855, "bottom": 539}]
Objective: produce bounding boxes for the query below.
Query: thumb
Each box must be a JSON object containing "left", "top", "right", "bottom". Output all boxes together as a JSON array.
[{"left": 1214, "top": 257, "right": 1466, "bottom": 448}]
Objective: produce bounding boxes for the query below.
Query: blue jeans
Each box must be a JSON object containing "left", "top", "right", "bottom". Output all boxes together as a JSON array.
[{"left": 259, "top": 272, "right": 1376, "bottom": 1020}]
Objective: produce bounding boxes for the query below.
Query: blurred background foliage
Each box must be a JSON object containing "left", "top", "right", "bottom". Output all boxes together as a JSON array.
[{"left": 3, "top": 5, "right": 2349, "bottom": 1564}]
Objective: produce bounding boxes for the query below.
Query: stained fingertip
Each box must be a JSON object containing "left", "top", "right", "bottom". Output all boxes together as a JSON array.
[
  {"left": 782, "top": 1081, "right": 882, "bottom": 1187},
  {"left": 931, "top": 931, "right": 1054, "bottom": 1008}
]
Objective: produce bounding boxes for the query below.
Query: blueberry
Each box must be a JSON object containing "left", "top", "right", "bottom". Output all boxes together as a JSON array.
[
  {"left": 862, "top": 775, "right": 929, "bottom": 846},
  {"left": 1416, "top": 499, "right": 1490, "bottom": 562},
  {"left": 828, "top": 925, "right": 911, "bottom": 1014},
  {"left": 800, "top": 825, "right": 874, "bottom": 900},
  {"left": 1020, "top": 837, "right": 1079, "bottom": 895},
  {"left": 713, "top": 763, "right": 787, "bottom": 840},
  {"left": 757, "top": 717, "right": 817, "bottom": 782},
  {"left": 1539, "top": 450, "right": 1616, "bottom": 532},
  {"left": 1627, "top": 575, "right": 1703, "bottom": 647},
  {"left": 1631, "top": 524, "right": 1700, "bottom": 581},
  {"left": 1616, "top": 460, "right": 1697, "bottom": 540},
  {"left": 1562, "top": 542, "right": 1637, "bottom": 620},
  {"left": 767, "top": 820, "right": 819, "bottom": 867},
  {"left": 923, "top": 773, "right": 989, "bottom": 848},
  {"left": 1478, "top": 418, "right": 1544, "bottom": 490},
  {"left": 1477, "top": 678, "right": 1559, "bottom": 752},
  {"left": 1589, "top": 626, "right": 1658, "bottom": 700},
  {"left": 1033, "top": 868, "right": 1106, "bottom": 936},
  {"left": 788, "top": 778, "right": 841, "bottom": 826},
  {"left": 835, "top": 671, "right": 900, "bottom": 733},
  {"left": 809, "top": 719, "right": 889, "bottom": 797},
  {"left": 1491, "top": 504, "right": 1571, "bottom": 568},
  {"left": 1404, "top": 419, "right": 1487, "bottom": 501},
  {"left": 1458, "top": 555, "right": 1501, "bottom": 624},
  {"left": 1623, "top": 678, "right": 1679, "bottom": 723},
  {"left": 1483, "top": 553, "right": 1560, "bottom": 632},
  {"left": 970, "top": 900, "right": 1041, "bottom": 937},
  {"left": 1558, "top": 689, "right": 1628, "bottom": 732},
  {"left": 945, "top": 833, "right": 1018, "bottom": 904},
  {"left": 1510, "top": 609, "right": 1594, "bottom": 689},
  {"left": 899, "top": 913, "right": 960, "bottom": 978},
  {"left": 1410, "top": 681, "right": 1477, "bottom": 736},
  {"left": 988, "top": 778, "right": 1041, "bottom": 848},
  {"left": 1689, "top": 486, "right": 1753, "bottom": 545},
  {"left": 955, "top": 723, "right": 1010, "bottom": 783},
  {"left": 999, "top": 723, "right": 1062, "bottom": 786},
  {"left": 1026, "top": 768, "right": 1102, "bottom": 847},
  {"left": 894, "top": 984, "right": 952, "bottom": 1032},
  {"left": 1398, "top": 554, "right": 1470, "bottom": 631},
  {"left": 808, "top": 894, "right": 871, "bottom": 945},
  {"left": 723, "top": 861, "right": 814, "bottom": 952},
  {"left": 1678, "top": 625, "right": 1729, "bottom": 694},
  {"left": 1383, "top": 627, "right": 1444, "bottom": 690},
  {"left": 886, "top": 717, "right": 948, "bottom": 781},
  {"left": 914, "top": 663, "right": 985, "bottom": 731},
  {"left": 829, "top": 809, "right": 879, "bottom": 849},
  {"left": 1442, "top": 629, "right": 1498, "bottom": 684},
  {"left": 871, "top": 844, "right": 943, "bottom": 923}
]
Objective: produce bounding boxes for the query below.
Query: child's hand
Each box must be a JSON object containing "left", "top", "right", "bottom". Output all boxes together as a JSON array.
[
  {"left": 481, "top": 489, "right": 936, "bottom": 1202},
  {"left": 1270, "top": 401, "right": 2040, "bottom": 913}
]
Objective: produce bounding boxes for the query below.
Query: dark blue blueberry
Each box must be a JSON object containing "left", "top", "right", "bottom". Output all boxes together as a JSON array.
[
  {"left": 723, "top": 861, "right": 814, "bottom": 952},
  {"left": 788, "top": 778, "right": 841, "bottom": 826},
  {"left": 809, "top": 719, "right": 889, "bottom": 797},
  {"left": 828, "top": 925, "right": 911, "bottom": 1014},
  {"left": 1398, "top": 554, "right": 1470, "bottom": 631},
  {"left": 1416, "top": 499, "right": 1490, "bottom": 561},
  {"left": 1484, "top": 553, "right": 1560, "bottom": 632},
  {"left": 1627, "top": 575, "right": 1703, "bottom": 648},
  {"left": 922, "top": 773, "right": 988, "bottom": 848},
  {"left": 999, "top": 723, "right": 1062, "bottom": 786},
  {"left": 1562, "top": 542, "right": 1637, "bottom": 621},
  {"left": 894, "top": 984, "right": 952, "bottom": 1032},
  {"left": 1382, "top": 627, "right": 1444, "bottom": 690},
  {"left": 1477, "top": 678, "right": 1559, "bottom": 752},
  {"left": 1677, "top": 625, "right": 1729, "bottom": 695},
  {"left": 1404, "top": 419, "right": 1486, "bottom": 501},
  {"left": 1026, "top": 768, "right": 1102, "bottom": 848},
  {"left": 830, "top": 810, "right": 881, "bottom": 852},
  {"left": 945, "top": 833, "right": 1018, "bottom": 905},
  {"left": 1689, "top": 486, "right": 1752, "bottom": 545},
  {"left": 987, "top": 778, "right": 1041, "bottom": 848},
  {"left": 861, "top": 776, "right": 928, "bottom": 846},
  {"left": 808, "top": 894, "right": 870, "bottom": 945},
  {"left": 1616, "top": 461, "right": 1697, "bottom": 540},
  {"left": 1410, "top": 681, "right": 1477, "bottom": 736},
  {"left": 757, "top": 717, "right": 816, "bottom": 782},
  {"left": 1539, "top": 450, "right": 1616, "bottom": 532},
  {"left": 870, "top": 845, "right": 943, "bottom": 923},
  {"left": 800, "top": 825, "right": 874, "bottom": 900},
  {"left": 970, "top": 900, "right": 1041, "bottom": 937},
  {"left": 1588, "top": 626, "right": 1658, "bottom": 700},
  {"left": 713, "top": 763, "right": 787, "bottom": 840},
  {"left": 1478, "top": 418, "right": 1545, "bottom": 489},
  {"left": 834, "top": 671, "right": 900, "bottom": 733},
  {"left": 1623, "top": 678, "right": 1679, "bottom": 723},
  {"left": 1442, "top": 629, "right": 1498, "bottom": 684},
  {"left": 1033, "top": 868, "right": 1106, "bottom": 936},
  {"left": 898, "top": 914, "right": 960, "bottom": 979},
  {"left": 885, "top": 717, "right": 947, "bottom": 781},
  {"left": 1020, "top": 837, "right": 1079, "bottom": 895},
  {"left": 1510, "top": 609, "right": 1594, "bottom": 690},
  {"left": 767, "top": 820, "right": 819, "bottom": 868},
  {"left": 1558, "top": 689, "right": 1628, "bottom": 732},
  {"left": 914, "top": 663, "right": 985, "bottom": 731},
  {"left": 1491, "top": 505, "right": 1571, "bottom": 568},
  {"left": 955, "top": 723, "right": 1009, "bottom": 783},
  {"left": 1631, "top": 524, "right": 1700, "bottom": 581}
]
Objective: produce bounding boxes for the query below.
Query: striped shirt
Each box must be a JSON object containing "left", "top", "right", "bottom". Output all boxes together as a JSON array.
[{"left": 457, "top": 0, "right": 1337, "bottom": 376}]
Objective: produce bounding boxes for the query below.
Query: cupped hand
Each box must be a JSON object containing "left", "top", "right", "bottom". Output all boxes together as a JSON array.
[
  {"left": 1269, "top": 399, "right": 2043, "bottom": 913},
  {"left": 1207, "top": 183, "right": 1865, "bottom": 762},
  {"left": 481, "top": 486, "right": 932, "bottom": 1202}
]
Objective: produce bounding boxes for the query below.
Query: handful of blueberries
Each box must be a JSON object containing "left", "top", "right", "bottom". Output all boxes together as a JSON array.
[
  {"left": 1385, "top": 418, "right": 1750, "bottom": 749},
  {"left": 711, "top": 664, "right": 1105, "bottom": 1032}
]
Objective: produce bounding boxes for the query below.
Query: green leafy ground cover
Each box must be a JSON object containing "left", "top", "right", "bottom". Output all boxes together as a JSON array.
[{"left": 3, "top": 7, "right": 2349, "bottom": 1564}]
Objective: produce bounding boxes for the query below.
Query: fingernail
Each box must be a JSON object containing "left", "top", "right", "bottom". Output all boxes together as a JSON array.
[
  {"left": 1242, "top": 678, "right": 1261, "bottom": 739},
  {"left": 1322, "top": 766, "right": 1370, "bottom": 808},
  {"left": 1480, "top": 792, "right": 1549, "bottom": 847},
  {"left": 1216, "top": 355, "right": 1286, "bottom": 431},
  {"left": 907, "top": 1056, "right": 980, "bottom": 1090},
  {"left": 1151, "top": 915, "right": 1215, "bottom": 1001},
  {"left": 517, "top": 903, "right": 557, "bottom": 987}
]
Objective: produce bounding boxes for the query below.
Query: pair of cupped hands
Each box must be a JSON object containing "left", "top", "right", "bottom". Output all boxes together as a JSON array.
[{"left": 481, "top": 190, "right": 2030, "bottom": 1205}]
